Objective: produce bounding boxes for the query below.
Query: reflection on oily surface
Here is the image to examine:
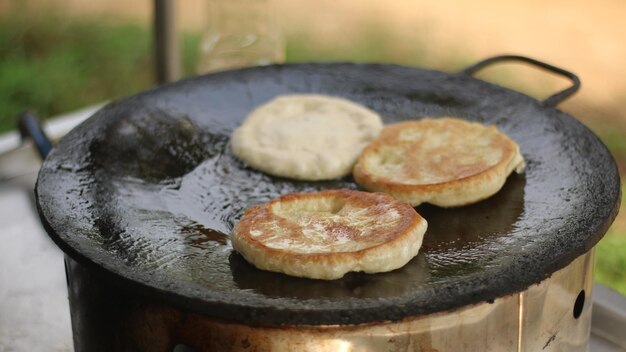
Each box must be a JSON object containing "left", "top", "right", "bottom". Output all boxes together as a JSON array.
[
  {"left": 419, "top": 173, "right": 526, "bottom": 253},
  {"left": 230, "top": 251, "right": 430, "bottom": 300},
  {"left": 228, "top": 174, "right": 524, "bottom": 300},
  {"left": 89, "top": 107, "right": 216, "bottom": 182},
  {"left": 181, "top": 223, "right": 229, "bottom": 247}
]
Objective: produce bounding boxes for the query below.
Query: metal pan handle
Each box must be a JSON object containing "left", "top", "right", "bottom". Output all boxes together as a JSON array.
[
  {"left": 461, "top": 55, "right": 580, "bottom": 107},
  {"left": 18, "top": 111, "right": 53, "bottom": 159}
]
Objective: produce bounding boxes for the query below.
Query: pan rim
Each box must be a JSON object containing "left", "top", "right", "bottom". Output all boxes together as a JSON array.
[{"left": 35, "top": 62, "right": 621, "bottom": 325}]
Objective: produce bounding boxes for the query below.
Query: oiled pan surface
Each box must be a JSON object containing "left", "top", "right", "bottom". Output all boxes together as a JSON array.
[{"left": 36, "top": 64, "right": 620, "bottom": 325}]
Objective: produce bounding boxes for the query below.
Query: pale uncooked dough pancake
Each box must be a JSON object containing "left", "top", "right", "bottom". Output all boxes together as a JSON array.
[
  {"left": 353, "top": 118, "right": 525, "bottom": 207},
  {"left": 231, "top": 94, "right": 383, "bottom": 180},
  {"left": 232, "top": 189, "right": 428, "bottom": 280}
]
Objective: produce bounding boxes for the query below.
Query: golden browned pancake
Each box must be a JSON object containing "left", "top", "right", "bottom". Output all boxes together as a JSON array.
[
  {"left": 353, "top": 118, "right": 525, "bottom": 207},
  {"left": 232, "top": 189, "right": 428, "bottom": 280}
]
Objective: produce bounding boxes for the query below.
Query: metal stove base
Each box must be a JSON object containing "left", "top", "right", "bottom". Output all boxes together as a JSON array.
[{"left": 62, "top": 250, "right": 595, "bottom": 352}]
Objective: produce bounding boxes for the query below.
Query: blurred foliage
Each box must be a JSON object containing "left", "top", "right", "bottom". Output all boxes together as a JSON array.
[
  {"left": 0, "top": 10, "right": 624, "bottom": 295},
  {"left": 285, "top": 24, "right": 468, "bottom": 70},
  {"left": 0, "top": 11, "right": 201, "bottom": 131},
  {"left": 596, "top": 181, "right": 626, "bottom": 295},
  {"left": 597, "top": 234, "right": 626, "bottom": 294},
  {"left": 286, "top": 25, "right": 424, "bottom": 65},
  {"left": 0, "top": 12, "right": 150, "bottom": 129},
  {"left": 597, "top": 128, "right": 626, "bottom": 159}
]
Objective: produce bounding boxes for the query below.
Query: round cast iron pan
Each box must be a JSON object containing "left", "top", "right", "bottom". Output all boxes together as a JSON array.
[{"left": 35, "top": 56, "right": 621, "bottom": 326}]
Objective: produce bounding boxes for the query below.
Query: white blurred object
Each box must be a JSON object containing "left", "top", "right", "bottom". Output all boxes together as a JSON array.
[
  {"left": 197, "top": 0, "right": 284, "bottom": 73},
  {"left": 0, "top": 106, "right": 96, "bottom": 352},
  {"left": 0, "top": 187, "right": 72, "bottom": 352}
]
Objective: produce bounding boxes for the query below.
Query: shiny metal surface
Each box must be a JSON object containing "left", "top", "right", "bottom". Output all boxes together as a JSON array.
[
  {"left": 521, "top": 249, "right": 594, "bottom": 351},
  {"left": 64, "top": 251, "right": 595, "bottom": 351}
]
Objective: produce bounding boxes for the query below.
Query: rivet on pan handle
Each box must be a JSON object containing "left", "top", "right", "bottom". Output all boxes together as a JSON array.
[{"left": 461, "top": 55, "right": 581, "bottom": 107}]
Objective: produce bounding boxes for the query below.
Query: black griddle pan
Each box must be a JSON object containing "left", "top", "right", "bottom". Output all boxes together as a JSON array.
[{"left": 35, "top": 55, "right": 621, "bottom": 325}]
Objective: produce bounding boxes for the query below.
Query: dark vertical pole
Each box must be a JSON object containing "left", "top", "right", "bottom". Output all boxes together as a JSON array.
[{"left": 154, "top": 0, "right": 181, "bottom": 84}]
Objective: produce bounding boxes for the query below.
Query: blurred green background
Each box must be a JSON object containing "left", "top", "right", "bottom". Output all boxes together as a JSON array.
[{"left": 0, "top": 2, "right": 624, "bottom": 294}]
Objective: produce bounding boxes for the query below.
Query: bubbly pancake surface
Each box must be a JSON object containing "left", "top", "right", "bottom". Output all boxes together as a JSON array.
[
  {"left": 231, "top": 94, "right": 383, "bottom": 181},
  {"left": 353, "top": 118, "right": 525, "bottom": 207},
  {"left": 232, "top": 189, "right": 428, "bottom": 280}
]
